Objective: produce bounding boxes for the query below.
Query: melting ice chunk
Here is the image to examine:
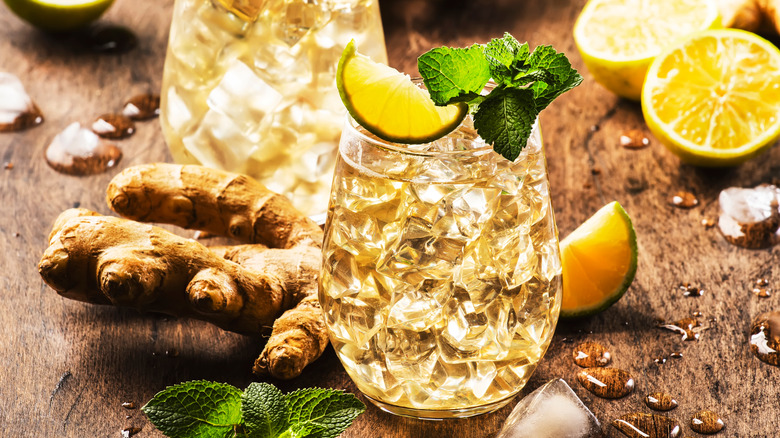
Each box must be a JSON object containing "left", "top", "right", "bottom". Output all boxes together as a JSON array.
[
  {"left": 0, "top": 72, "right": 43, "bottom": 131},
  {"left": 718, "top": 184, "right": 780, "bottom": 249},
  {"left": 495, "top": 379, "right": 604, "bottom": 438}
]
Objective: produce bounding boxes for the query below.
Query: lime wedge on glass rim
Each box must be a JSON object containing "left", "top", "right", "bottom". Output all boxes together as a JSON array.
[
  {"left": 336, "top": 40, "right": 468, "bottom": 144},
  {"left": 3, "top": 0, "right": 115, "bottom": 32}
]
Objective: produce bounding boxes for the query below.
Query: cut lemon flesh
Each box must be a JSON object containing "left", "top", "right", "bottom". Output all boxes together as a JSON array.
[
  {"left": 642, "top": 29, "right": 780, "bottom": 166},
  {"left": 336, "top": 40, "right": 467, "bottom": 144},
  {"left": 560, "top": 201, "right": 637, "bottom": 318},
  {"left": 573, "top": 0, "right": 720, "bottom": 100},
  {"left": 3, "top": 0, "right": 115, "bottom": 32}
]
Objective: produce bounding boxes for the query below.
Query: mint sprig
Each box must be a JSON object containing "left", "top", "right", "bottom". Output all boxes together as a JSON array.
[
  {"left": 419, "top": 33, "right": 582, "bottom": 161},
  {"left": 141, "top": 381, "right": 366, "bottom": 438}
]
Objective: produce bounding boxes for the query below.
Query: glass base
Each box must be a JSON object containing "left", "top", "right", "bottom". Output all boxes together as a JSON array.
[{"left": 364, "top": 393, "right": 517, "bottom": 420}]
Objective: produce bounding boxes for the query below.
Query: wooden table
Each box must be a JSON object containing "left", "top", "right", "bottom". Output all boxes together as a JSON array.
[{"left": 1, "top": 0, "right": 778, "bottom": 436}]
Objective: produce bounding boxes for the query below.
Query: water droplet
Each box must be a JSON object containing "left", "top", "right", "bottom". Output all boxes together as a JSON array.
[
  {"left": 619, "top": 130, "right": 651, "bottom": 149},
  {"left": 84, "top": 25, "right": 138, "bottom": 54},
  {"left": 612, "top": 413, "right": 681, "bottom": 438},
  {"left": 678, "top": 283, "right": 704, "bottom": 297},
  {"left": 645, "top": 392, "right": 678, "bottom": 411},
  {"left": 653, "top": 356, "right": 667, "bottom": 365},
  {"left": 658, "top": 317, "right": 707, "bottom": 341},
  {"left": 45, "top": 122, "right": 122, "bottom": 175},
  {"left": 572, "top": 342, "right": 612, "bottom": 368},
  {"left": 0, "top": 72, "right": 44, "bottom": 132},
  {"left": 701, "top": 218, "right": 716, "bottom": 228},
  {"left": 718, "top": 184, "right": 780, "bottom": 249},
  {"left": 670, "top": 352, "right": 683, "bottom": 359},
  {"left": 122, "top": 94, "right": 160, "bottom": 120},
  {"left": 690, "top": 410, "right": 724, "bottom": 434},
  {"left": 753, "top": 278, "right": 772, "bottom": 298},
  {"left": 92, "top": 113, "right": 135, "bottom": 139},
  {"left": 577, "top": 367, "right": 635, "bottom": 399},
  {"left": 669, "top": 191, "right": 699, "bottom": 208},
  {"left": 121, "top": 401, "right": 136, "bottom": 409},
  {"left": 121, "top": 426, "right": 142, "bottom": 437},
  {"left": 749, "top": 311, "right": 780, "bottom": 366}
]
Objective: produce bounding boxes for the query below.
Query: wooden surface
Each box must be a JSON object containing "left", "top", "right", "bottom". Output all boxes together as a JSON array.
[{"left": 1, "top": 0, "right": 778, "bottom": 436}]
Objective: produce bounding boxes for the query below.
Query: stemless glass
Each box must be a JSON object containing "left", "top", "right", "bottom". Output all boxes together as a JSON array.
[
  {"left": 319, "top": 112, "right": 563, "bottom": 419},
  {"left": 159, "top": 0, "right": 387, "bottom": 217}
]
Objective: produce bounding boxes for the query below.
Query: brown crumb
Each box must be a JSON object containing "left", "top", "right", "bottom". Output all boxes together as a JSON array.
[{"left": 3, "top": 162, "right": 12, "bottom": 170}]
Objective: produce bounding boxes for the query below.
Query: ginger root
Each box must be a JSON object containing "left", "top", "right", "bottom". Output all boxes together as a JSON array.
[
  {"left": 38, "top": 163, "right": 328, "bottom": 380},
  {"left": 719, "top": 0, "right": 780, "bottom": 34}
]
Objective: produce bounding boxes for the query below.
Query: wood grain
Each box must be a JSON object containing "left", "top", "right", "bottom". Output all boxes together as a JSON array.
[{"left": 1, "top": 0, "right": 779, "bottom": 436}]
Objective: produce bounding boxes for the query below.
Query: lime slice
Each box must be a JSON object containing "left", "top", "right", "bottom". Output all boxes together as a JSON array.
[
  {"left": 642, "top": 29, "right": 780, "bottom": 166},
  {"left": 3, "top": 0, "right": 115, "bottom": 32},
  {"left": 336, "top": 40, "right": 467, "bottom": 144},
  {"left": 560, "top": 201, "right": 637, "bottom": 319},
  {"left": 573, "top": 0, "right": 720, "bottom": 100}
]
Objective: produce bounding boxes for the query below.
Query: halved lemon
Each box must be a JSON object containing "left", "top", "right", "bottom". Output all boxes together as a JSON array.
[
  {"left": 336, "top": 40, "right": 467, "bottom": 144},
  {"left": 642, "top": 29, "right": 780, "bottom": 166},
  {"left": 560, "top": 201, "right": 637, "bottom": 319},
  {"left": 573, "top": 0, "right": 720, "bottom": 100},
  {"left": 3, "top": 0, "right": 115, "bottom": 32}
]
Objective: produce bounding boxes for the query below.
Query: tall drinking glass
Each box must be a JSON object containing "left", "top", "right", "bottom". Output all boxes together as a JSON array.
[
  {"left": 159, "top": 0, "right": 387, "bottom": 217},
  {"left": 319, "top": 112, "right": 562, "bottom": 418}
]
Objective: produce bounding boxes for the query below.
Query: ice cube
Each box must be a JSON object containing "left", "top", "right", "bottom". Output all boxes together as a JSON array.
[
  {"left": 213, "top": 0, "right": 265, "bottom": 23},
  {"left": 718, "top": 184, "right": 780, "bottom": 248},
  {"left": 0, "top": 72, "right": 35, "bottom": 125},
  {"left": 182, "top": 109, "right": 259, "bottom": 171},
  {"left": 274, "top": 0, "right": 332, "bottom": 47},
  {"left": 206, "top": 59, "right": 283, "bottom": 136},
  {"left": 495, "top": 379, "right": 604, "bottom": 438},
  {"left": 719, "top": 185, "right": 780, "bottom": 224}
]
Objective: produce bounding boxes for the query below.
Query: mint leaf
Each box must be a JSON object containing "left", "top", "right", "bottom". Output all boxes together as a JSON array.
[
  {"left": 282, "top": 388, "right": 365, "bottom": 438},
  {"left": 523, "top": 45, "right": 583, "bottom": 110},
  {"left": 417, "top": 34, "right": 581, "bottom": 161},
  {"left": 484, "top": 33, "right": 529, "bottom": 85},
  {"left": 418, "top": 44, "right": 491, "bottom": 105},
  {"left": 142, "top": 380, "right": 243, "bottom": 438},
  {"left": 473, "top": 87, "right": 537, "bottom": 162},
  {"left": 242, "top": 383, "right": 288, "bottom": 438}
]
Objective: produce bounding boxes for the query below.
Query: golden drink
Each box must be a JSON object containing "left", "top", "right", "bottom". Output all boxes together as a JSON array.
[
  {"left": 160, "top": 0, "right": 387, "bottom": 216},
  {"left": 319, "top": 115, "right": 562, "bottom": 418}
]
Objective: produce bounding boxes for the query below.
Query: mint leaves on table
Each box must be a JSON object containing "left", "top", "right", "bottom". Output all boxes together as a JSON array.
[
  {"left": 418, "top": 33, "right": 582, "bottom": 161},
  {"left": 141, "top": 380, "right": 365, "bottom": 438}
]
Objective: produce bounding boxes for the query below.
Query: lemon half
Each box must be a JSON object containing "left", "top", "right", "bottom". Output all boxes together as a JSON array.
[
  {"left": 642, "top": 29, "right": 780, "bottom": 166},
  {"left": 573, "top": 0, "right": 720, "bottom": 100}
]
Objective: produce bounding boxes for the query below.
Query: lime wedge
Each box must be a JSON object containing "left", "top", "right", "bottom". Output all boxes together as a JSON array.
[
  {"left": 336, "top": 40, "right": 467, "bottom": 144},
  {"left": 3, "top": 0, "right": 115, "bottom": 32},
  {"left": 642, "top": 29, "right": 780, "bottom": 166},
  {"left": 560, "top": 201, "right": 637, "bottom": 318}
]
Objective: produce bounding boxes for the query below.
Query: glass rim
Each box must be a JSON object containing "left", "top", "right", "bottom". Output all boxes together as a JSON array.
[{"left": 342, "top": 113, "right": 496, "bottom": 159}]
